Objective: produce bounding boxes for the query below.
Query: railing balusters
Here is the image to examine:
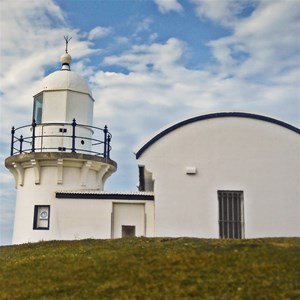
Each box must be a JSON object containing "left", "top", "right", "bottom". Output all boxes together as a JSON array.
[
  {"left": 104, "top": 125, "right": 108, "bottom": 158},
  {"left": 32, "top": 120, "right": 36, "bottom": 152},
  {"left": 9, "top": 121, "right": 112, "bottom": 158},
  {"left": 71, "top": 118, "right": 77, "bottom": 153},
  {"left": 19, "top": 135, "right": 23, "bottom": 154},
  {"left": 10, "top": 126, "right": 15, "bottom": 156},
  {"left": 107, "top": 134, "right": 111, "bottom": 158}
]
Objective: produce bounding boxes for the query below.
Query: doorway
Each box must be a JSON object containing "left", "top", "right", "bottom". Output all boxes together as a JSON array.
[{"left": 112, "top": 203, "right": 145, "bottom": 238}]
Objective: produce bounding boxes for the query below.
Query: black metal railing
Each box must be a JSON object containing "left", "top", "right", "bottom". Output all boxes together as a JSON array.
[{"left": 10, "top": 119, "right": 112, "bottom": 158}]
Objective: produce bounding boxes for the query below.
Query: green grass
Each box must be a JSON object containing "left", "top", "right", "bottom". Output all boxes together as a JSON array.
[{"left": 0, "top": 238, "right": 299, "bottom": 299}]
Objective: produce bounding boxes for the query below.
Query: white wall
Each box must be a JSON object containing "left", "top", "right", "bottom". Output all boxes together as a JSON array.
[
  {"left": 55, "top": 199, "right": 154, "bottom": 240},
  {"left": 9, "top": 154, "right": 117, "bottom": 244},
  {"left": 113, "top": 203, "right": 145, "bottom": 238},
  {"left": 10, "top": 157, "right": 153, "bottom": 244},
  {"left": 13, "top": 189, "right": 155, "bottom": 243},
  {"left": 42, "top": 88, "right": 93, "bottom": 125},
  {"left": 137, "top": 116, "right": 300, "bottom": 238},
  {"left": 13, "top": 167, "right": 59, "bottom": 243},
  {"left": 66, "top": 91, "right": 94, "bottom": 125},
  {"left": 38, "top": 90, "right": 94, "bottom": 153}
]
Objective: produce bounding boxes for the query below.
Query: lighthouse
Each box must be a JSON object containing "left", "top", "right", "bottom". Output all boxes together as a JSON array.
[
  {"left": 5, "top": 42, "right": 117, "bottom": 244},
  {"left": 5, "top": 42, "right": 298, "bottom": 244}
]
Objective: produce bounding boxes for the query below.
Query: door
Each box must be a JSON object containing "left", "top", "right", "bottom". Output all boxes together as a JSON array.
[{"left": 112, "top": 203, "right": 145, "bottom": 238}]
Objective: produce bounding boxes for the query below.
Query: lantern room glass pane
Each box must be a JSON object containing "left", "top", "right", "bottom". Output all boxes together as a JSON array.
[{"left": 33, "top": 94, "right": 43, "bottom": 124}]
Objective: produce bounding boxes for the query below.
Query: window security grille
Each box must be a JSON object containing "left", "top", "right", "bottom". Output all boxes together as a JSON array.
[{"left": 218, "top": 191, "right": 244, "bottom": 239}]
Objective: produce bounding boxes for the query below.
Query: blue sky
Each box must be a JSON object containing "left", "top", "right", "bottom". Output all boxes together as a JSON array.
[{"left": 0, "top": 0, "right": 299, "bottom": 245}]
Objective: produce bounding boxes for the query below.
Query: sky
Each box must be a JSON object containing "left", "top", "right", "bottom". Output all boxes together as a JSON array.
[{"left": 0, "top": 0, "right": 299, "bottom": 245}]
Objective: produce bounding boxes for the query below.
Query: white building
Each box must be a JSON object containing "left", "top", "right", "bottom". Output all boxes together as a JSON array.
[
  {"left": 5, "top": 51, "right": 300, "bottom": 244},
  {"left": 135, "top": 113, "right": 300, "bottom": 238},
  {"left": 5, "top": 52, "right": 154, "bottom": 244}
]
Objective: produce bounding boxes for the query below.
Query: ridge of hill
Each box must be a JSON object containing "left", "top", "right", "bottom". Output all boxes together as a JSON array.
[{"left": 1, "top": 237, "right": 299, "bottom": 299}]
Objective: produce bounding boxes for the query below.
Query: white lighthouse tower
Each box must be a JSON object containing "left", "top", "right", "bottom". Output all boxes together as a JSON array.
[{"left": 5, "top": 40, "right": 117, "bottom": 244}]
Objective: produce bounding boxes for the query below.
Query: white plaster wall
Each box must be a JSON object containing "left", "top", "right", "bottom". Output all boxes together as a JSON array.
[
  {"left": 66, "top": 91, "right": 94, "bottom": 125},
  {"left": 34, "top": 124, "right": 93, "bottom": 153},
  {"left": 113, "top": 203, "right": 145, "bottom": 238},
  {"left": 55, "top": 199, "right": 113, "bottom": 240},
  {"left": 11, "top": 159, "right": 153, "bottom": 244},
  {"left": 137, "top": 117, "right": 300, "bottom": 238},
  {"left": 42, "top": 90, "right": 93, "bottom": 125},
  {"left": 14, "top": 187, "right": 155, "bottom": 243},
  {"left": 11, "top": 157, "right": 116, "bottom": 244},
  {"left": 43, "top": 91, "right": 67, "bottom": 123},
  {"left": 34, "top": 89, "right": 95, "bottom": 153},
  {"left": 13, "top": 167, "right": 60, "bottom": 243},
  {"left": 55, "top": 200, "right": 154, "bottom": 240}
]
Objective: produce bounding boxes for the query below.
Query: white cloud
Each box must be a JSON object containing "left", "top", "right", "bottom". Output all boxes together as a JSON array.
[
  {"left": 191, "top": 0, "right": 251, "bottom": 26},
  {"left": 206, "top": 0, "right": 300, "bottom": 84},
  {"left": 88, "top": 26, "right": 112, "bottom": 40},
  {"left": 135, "top": 18, "right": 153, "bottom": 33},
  {"left": 0, "top": 0, "right": 65, "bottom": 70},
  {"left": 154, "top": 0, "right": 183, "bottom": 14},
  {"left": 0, "top": 1, "right": 96, "bottom": 133},
  {"left": 103, "top": 38, "right": 186, "bottom": 73},
  {"left": 149, "top": 33, "right": 159, "bottom": 42},
  {"left": 115, "top": 36, "right": 131, "bottom": 45},
  {"left": 91, "top": 33, "right": 299, "bottom": 137}
]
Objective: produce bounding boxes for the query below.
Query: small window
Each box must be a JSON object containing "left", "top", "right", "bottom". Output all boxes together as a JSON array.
[
  {"left": 122, "top": 225, "right": 136, "bottom": 238},
  {"left": 218, "top": 191, "right": 244, "bottom": 239},
  {"left": 33, "top": 205, "right": 50, "bottom": 230},
  {"left": 33, "top": 94, "right": 43, "bottom": 124}
]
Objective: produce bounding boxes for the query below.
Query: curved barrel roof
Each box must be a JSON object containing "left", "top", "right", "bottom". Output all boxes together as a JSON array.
[{"left": 135, "top": 112, "right": 300, "bottom": 159}]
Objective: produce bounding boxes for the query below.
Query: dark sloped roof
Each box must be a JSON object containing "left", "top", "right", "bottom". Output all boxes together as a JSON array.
[{"left": 56, "top": 191, "right": 154, "bottom": 201}]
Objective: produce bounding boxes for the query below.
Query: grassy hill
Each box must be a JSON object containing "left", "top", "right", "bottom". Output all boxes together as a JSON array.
[{"left": 0, "top": 238, "right": 299, "bottom": 299}]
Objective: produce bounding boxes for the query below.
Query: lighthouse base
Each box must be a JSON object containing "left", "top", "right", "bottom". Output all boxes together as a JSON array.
[{"left": 5, "top": 152, "right": 118, "bottom": 244}]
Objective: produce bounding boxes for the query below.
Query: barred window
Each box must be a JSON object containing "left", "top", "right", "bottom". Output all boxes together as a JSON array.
[{"left": 218, "top": 191, "right": 244, "bottom": 239}]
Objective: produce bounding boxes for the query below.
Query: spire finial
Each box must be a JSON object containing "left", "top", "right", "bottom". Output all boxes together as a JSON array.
[
  {"left": 61, "top": 36, "right": 72, "bottom": 71},
  {"left": 64, "top": 35, "right": 72, "bottom": 54}
]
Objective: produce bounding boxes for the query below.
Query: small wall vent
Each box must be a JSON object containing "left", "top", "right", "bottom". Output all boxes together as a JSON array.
[{"left": 186, "top": 167, "right": 197, "bottom": 175}]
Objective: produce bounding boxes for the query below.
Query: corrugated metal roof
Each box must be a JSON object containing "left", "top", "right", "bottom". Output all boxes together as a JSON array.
[
  {"left": 55, "top": 190, "right": 155, "bottom": 200},
  {"left": 56, "top": 190, "right": 154, "bottom": 196}
]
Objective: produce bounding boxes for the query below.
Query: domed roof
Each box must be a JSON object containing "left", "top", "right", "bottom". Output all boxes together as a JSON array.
[
  {"left": 135, "top": 112, "right": 300, "bottom": 159},
  {"left": 39, "top": 70, "right": 92, "bottom": 95}
]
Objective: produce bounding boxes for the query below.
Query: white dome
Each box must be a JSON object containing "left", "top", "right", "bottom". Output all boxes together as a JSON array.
[{"left": 38, "top": 70, "right": 92, "bottom": 95}]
